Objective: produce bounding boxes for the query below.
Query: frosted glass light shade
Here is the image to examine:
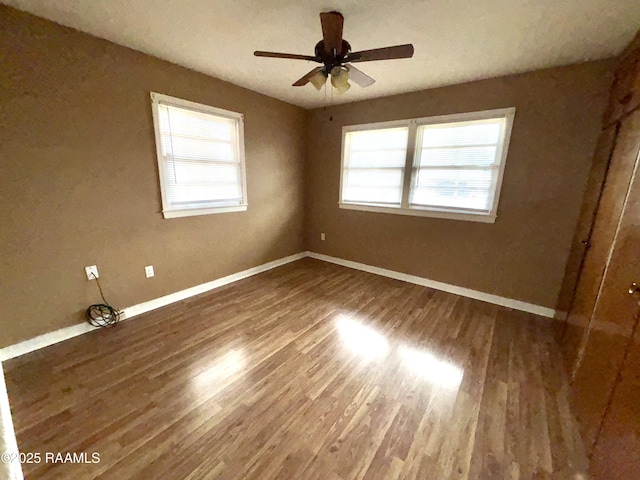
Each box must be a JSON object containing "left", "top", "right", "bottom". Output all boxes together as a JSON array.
[
  {"left": 309, "top": 70, "right": 327, "bottom": 90},
  {"left": 330, "top": 66, "right": 350, "bottom": 94}
]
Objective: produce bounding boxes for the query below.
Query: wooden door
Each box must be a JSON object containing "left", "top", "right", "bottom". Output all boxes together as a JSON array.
[
  {"left": 563, "top": 112, "right": 640, "bottom": 381},
  {"left": 569, "top": 109, "right": 640, "bottom": 456},
  {"left": 589, "top": 312, "right": 640, "bottom": 479},
  {"left": 556, "top": 125, "right": 617, "bottom": 330}
]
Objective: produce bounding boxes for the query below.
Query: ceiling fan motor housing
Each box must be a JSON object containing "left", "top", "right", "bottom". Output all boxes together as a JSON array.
[{"left": 315, "top": 39, "right": 352, "bottom": 74}]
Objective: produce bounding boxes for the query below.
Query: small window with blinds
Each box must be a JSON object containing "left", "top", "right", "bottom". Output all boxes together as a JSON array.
[
  {"left": 341, "top": 126, "right": 409, "bottom": 207},
  {"left": 412, "top": 116, "right": 509, "bottom": 214},
  {"left": 339, "top": 108, "right": 515, "bottom": 223},
  {"left": 150, "top": 93, "right": 247, "bottom": 219}
]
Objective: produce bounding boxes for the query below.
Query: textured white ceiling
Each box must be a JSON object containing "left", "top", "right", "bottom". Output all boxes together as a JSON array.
[{"left": 4, "top": 0, "right": 640, "bottom": 109}]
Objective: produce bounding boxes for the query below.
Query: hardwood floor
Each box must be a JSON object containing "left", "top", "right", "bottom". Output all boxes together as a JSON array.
[{"left": 4, "top": 258, "right": 587, "bottom": 479}]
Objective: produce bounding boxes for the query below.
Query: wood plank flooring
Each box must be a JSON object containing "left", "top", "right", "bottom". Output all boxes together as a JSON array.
[{"left": 3, "top": 258, "right": 588, "bottom": 479}]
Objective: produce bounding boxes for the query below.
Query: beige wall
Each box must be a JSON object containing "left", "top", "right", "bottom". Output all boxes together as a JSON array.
[
  {"left": 305, "top": 60, "right": 614, "bottom": 309},
  {"left": 0, "top": 7, "right": 307, "bottom": 347}
]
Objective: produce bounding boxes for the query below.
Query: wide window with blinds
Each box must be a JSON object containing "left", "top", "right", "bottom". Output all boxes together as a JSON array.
[
  {"left": 151, "top": 93, "right": 247, "bottom": 219},
  {"left": 339, "top": 108, "right": 515, "bottom": 223}
]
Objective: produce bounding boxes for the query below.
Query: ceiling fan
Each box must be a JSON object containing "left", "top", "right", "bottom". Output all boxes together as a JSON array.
[{"left": 254, "top": 11, "right": 414, "bottom": 94}]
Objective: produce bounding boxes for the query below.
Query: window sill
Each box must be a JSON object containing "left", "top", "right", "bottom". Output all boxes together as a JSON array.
[
  {"left": 338, "top": 203, "right": 496, "bottom": 223},
  {"left": 163, "top": 205, "right": 248, "bottom": 219}
]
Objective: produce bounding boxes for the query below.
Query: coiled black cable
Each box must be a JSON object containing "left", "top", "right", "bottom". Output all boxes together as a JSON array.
[{"left": 86, "top": 274, "right": 120, "bottom": 328}]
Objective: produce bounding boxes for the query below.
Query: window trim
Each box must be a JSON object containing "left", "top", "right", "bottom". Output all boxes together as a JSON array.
[
  {"left": 150, "top": 92, "right": 248, "bottom": 219},
  {"left": 339, "top": 107, "right": 516, "bottom": 223}
]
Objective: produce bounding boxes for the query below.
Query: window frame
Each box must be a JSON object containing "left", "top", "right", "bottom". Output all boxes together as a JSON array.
[
  {"left": 339, "top": 108, "right": 516, "bottom": 223},
  {"left": 150, "top": 92, "right": 248, "bottom": 219}
]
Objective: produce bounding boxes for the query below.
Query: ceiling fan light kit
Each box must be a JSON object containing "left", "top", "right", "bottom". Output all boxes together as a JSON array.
[{"left": 254, "top": 11, "right": 414, "bottom": 94}]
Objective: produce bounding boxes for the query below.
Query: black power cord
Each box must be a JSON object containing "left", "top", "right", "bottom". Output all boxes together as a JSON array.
[{"left": 86, "top": 273, "right": 120, "bottom": 328}]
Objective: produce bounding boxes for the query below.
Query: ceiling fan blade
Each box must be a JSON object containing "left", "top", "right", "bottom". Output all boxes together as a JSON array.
[
  {"left": 346, "top": 65, "right": 375, "bottom": 88},
  {"left": 293, "top": 67, "right": 324, "bottom": 87},
  {"left": 347, "top": 44, "right": 414, "bottom": 63},
  {"left": 254, "top": 51, "right": 319, "bottom": 62},
  {"left": 320, "top": 11, "right": 344, "bottom": 55}
]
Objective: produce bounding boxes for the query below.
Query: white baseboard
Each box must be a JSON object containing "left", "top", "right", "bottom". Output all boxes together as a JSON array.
[
  {"left": 0, "top": 250, "right": 555, "bottom": 362},
  {"left": 0, "top": 323, "right": 98, "bottom": 363},
  {"left": 0, "top": 364, "right": 24, "bottom": 480},
  {"left": 120, "top": 252, "right": 306, "bottom": 320},
  {"left": 0, "top": 252, "right": 306, "bottom": 361},
  {"left": 306, "top": 252, "right": 556, "bottom": 318}
]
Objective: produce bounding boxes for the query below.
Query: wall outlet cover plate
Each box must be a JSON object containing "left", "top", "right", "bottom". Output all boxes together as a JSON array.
[
  {"left": 85, "top": 265, "right": 99, "bottom": 280},
  {"left": 145, "top": 265, "right": 155, "bottom": 278}
]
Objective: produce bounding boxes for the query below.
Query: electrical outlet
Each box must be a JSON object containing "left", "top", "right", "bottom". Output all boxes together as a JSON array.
[
  {"left": 321, "top": 233, "right": 326, "bottom": 241},
  {"left": 85, "top": 265, "right": 99, "bottom": 280},
  {"left": 145, "top": 265, "right": 155, "bottom": 278}
]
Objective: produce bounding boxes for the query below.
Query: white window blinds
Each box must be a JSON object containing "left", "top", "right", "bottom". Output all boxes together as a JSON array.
[
  {"left": 412, "top": 117, "right": 507, "bottom": 213},
  {"left": 338, "top": 108, "right": 514, "bottom": 222},
  {"left": 151, "top": 93, "right": 247, "bottom": 218},
  {"left": 341, "top": 127, "right": 409, "bottom": 206}
]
